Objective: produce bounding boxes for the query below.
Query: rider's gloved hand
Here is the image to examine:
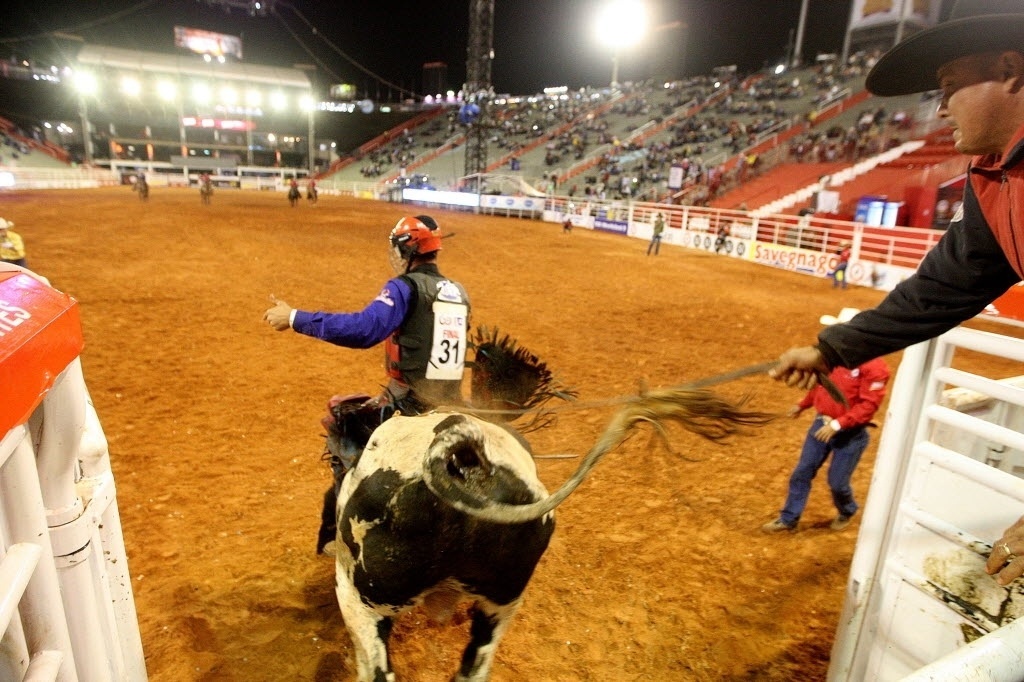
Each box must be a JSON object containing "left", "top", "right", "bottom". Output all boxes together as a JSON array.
[{"left": 263, "top": 296, "right": 294, "bottom": 331}]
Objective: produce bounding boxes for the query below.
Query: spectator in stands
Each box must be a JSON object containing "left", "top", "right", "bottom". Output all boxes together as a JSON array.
[
  {"left": 763, "top": 308, "right": 889, "bottom": 533},
  {"left": 647, "top": 212, "right": 665, "bottom": 256},
  {"left": 767, "top": 0, "right": 1024, "bottom": 585},
  {"left": 0, "top": 218, "right": 27, "bottom": 268}
]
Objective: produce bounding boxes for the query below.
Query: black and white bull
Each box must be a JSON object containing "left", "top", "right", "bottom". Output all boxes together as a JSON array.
[
  {"left": 335, "top": 411, "right": 553, "bottom": 682},
  {"left": 334, "top": 387, "right": 773, "bottom": 681}
]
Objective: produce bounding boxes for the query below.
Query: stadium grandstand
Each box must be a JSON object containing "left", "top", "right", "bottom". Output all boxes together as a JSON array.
[
  {"left": 0, "top": 1, "right": 982, "bottom": 297},
  {"left": 0, "top": 8, "right": 438, "bottom": 187},
  {"left": 0, "top": 0, "right": 956, "bottom": 221},
  {"left": 11, "top": 2, "right": 1024, "bottom": 682}
]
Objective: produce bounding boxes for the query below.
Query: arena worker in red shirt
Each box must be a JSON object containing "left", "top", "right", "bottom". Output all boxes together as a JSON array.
[
  {"left": 763, "top": 308, "right": 889, "bottom": 533},
  {"left": 767, "top": 0, "right": 1024, "bottom": 584}
]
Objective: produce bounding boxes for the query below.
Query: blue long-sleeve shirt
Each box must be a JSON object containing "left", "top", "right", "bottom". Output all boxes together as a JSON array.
[{"left": 291, "top": 277, "right": 413, "bottom": 348}]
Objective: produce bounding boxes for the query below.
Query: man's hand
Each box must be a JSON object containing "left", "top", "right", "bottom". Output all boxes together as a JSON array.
[
  {"left": 986, "top": 515, "right": 1024, "bottom": 585},
  {"left": 787, "top": 405, "right": 803, "bottom": 419},
  {"left": 769, "top": 346, "right": 829, "bottom": 390},
  {"left": 263, "top": 295, "right": 294, "bottom": 331}
]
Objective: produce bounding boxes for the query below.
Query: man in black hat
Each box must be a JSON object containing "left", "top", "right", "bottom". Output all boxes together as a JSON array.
[{"left": 768, "top": 0, "right": 1024, "bottom": 585}]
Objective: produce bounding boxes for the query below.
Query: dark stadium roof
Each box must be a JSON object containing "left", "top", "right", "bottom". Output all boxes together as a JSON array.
[{"left": 75, "top": 45, "right": 311, "bottom": 90}]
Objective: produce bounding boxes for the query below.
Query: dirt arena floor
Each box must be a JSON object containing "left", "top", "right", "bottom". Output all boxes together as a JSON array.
[{"left": 6, "top": 185, "right": 1024, "bottom": 681}]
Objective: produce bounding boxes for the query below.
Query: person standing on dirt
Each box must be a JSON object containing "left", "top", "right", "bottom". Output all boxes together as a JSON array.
[
  {"left": 0, "top": 218, "right": 28, "bottom": 268},
  {"left": 766, "top": 0, "right": 1024, "bottom": 584},
  {"left": 829, "top": 241, "right": 851, "bottom": 289},
  {"left": 714, "top": 222, "right": 731, "bottom": 254},
  {"left": 647, "top": 212, "right": 665, "bottom": 256},
  {"left": 763, "top": 308, "right": 889, "bottom": 534},
  {"left": 263, "top": 214, "right": 470, "bottom": 553}
]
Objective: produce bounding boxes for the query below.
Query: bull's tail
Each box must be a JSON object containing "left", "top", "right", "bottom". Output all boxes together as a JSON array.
[{"left": 422, "top": 387, "right": 774, "bottom": 523}]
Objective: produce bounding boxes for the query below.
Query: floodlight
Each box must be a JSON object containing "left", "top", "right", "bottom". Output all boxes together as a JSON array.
[
  {"left": 157, "top": 80, "right": 177, "bottom": 102},
  {"left": 594, "top": 1, "right": 647, "bottom": 50},
  {"left": 192, "top": 82, "right": 212, "bottom": 104},
  {"left": 594, "top": 0, "right": 648, "bottom": 87},
  {"left": 299, "top": 95, "right": 315, "bottom": 112},
  {"left": 246, "top": 89, "right": 262, "bottom": 107},
  {"left": 270, "top": 91, "right": 287, "bottom": 110},
  {"left": 220, "top": 87, "right": 237, "bottom": 105},
  {"left": 74, "top": 71, "right": 98, "bottom": 96},
  {"left": 120, "top": 77, "right": 141, "bottom": 97}
]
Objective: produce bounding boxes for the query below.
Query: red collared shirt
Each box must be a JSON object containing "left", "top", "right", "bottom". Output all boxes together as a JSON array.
[{"left": 798, "top": 357, "right": 889, "bottom": 429}]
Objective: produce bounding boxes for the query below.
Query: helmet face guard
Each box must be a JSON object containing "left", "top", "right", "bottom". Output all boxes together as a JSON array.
[
  {"left": 389, "top": 216, "right": 442, "bottom": 273},
  {"left": 388, "top": 243, "right": 409, "bottom": 275}
]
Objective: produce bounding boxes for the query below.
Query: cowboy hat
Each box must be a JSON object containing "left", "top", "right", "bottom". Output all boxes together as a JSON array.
[
  {"left": 819, "top": 308, "right": 860, "bottom": 326},
  {"left": 865, "top": 0, "right": 1024, "bottom": 97},
  {"left": 0, "top": 218, "right": 12, "bottom": 229}
]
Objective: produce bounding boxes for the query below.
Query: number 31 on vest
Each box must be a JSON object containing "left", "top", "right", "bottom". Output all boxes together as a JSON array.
[{"left": 427, "top": 300, "right": 468, "bottom": 380}]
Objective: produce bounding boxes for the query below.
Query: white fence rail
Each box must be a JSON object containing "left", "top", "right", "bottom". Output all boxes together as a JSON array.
[
  {"left": 0, "top": 167, "right": 119, "bottom": 190},
  {"left": 828, "top": 328, "right": 1024, "bottom": 681},
  {"left": 0, "top": 269, "right": 145, "bottom": 681}
]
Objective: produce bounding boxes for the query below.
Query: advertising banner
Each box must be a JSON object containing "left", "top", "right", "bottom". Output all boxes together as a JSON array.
[
  {"left": 480, "top": 194, "right": 545, "bottom": 212},
  {"left": 849, "top": 0, "right": 939, "bottom": 29},
  {"left": 174, "top": 26, "right": 243, "bottom": 60}
]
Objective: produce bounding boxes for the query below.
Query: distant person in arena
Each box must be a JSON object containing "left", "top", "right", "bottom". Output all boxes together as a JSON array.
[
  {"left": 767, "top": 0, "right": 1024, "bottom": 585},
  {"left": 0, "top": 218, "right": 28, "bottom": 268},
  {"left": 263, "top": 214, "right": 470, "bottom": 553}
]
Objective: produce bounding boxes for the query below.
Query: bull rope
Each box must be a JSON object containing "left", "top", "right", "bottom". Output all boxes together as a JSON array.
[
  {"left": 421, "top": 385, "right": 776, "bottom": 524},
  {"left": 436, "top": 360, "right": 782, "bottom": 421}
]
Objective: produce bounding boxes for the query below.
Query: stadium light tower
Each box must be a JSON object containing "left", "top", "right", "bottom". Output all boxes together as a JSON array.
[
  {"left": 73, "top": 71, "right": 98, "bottom": 165},
  {"left": 792, "top": 0, "right": 810, "bottom": 68},
  {"left": 157, "top": 79, "right": 188, "bottom": 158},
  {"left": 462, "top": 0, "right": 495, "bottom": 187},
  {"left": 300, "top": 94, "right": 316, "bottom": 174},
  {"left": 595, "top": 0, "right": 649, "bottom": 88}
]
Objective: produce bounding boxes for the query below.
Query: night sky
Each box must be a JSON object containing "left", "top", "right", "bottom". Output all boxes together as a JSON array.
[{"left": 1, "top": 1, "right": 886, "bottom": 97}]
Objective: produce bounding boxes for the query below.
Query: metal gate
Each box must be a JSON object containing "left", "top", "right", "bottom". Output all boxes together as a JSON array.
[
  {"left": 829, "top": 326, "right": 1024, "bottom": 681},
  {"left": 1, "top": 269, "right": 145, "bottom": 681}
]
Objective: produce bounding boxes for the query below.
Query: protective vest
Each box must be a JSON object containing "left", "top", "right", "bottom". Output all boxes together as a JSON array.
[{"left": 385, "top": 265, "right": 470, "bottom": 405}]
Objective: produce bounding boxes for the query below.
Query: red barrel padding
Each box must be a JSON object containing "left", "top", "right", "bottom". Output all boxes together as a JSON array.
[{"left": 0, "top": 271, "right": 83, "bottom": 436}]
